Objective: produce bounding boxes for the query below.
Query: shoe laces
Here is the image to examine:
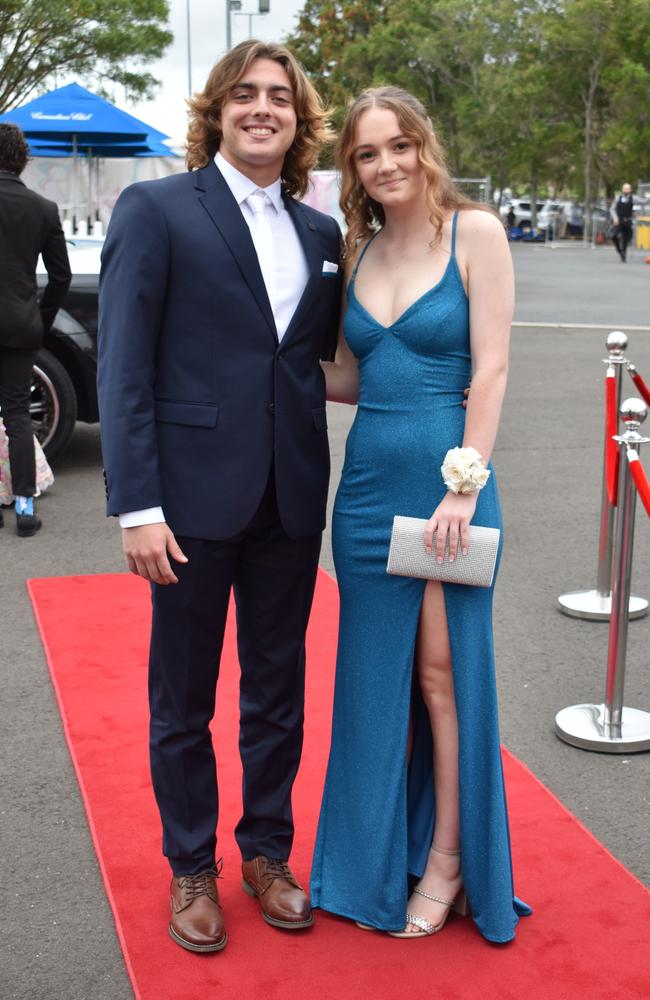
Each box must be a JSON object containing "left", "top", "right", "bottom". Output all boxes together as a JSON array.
[
  {"left": 265, "top": 858, "right": 293, "bottom": 882},
  {"left": 178, "top": 859, "right": 223, "bottom": 900}
]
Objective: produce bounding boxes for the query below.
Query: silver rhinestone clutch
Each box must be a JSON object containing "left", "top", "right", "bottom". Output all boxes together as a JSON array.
[{"left": 387, "top": 516, "right": 500, "bottom": 588}]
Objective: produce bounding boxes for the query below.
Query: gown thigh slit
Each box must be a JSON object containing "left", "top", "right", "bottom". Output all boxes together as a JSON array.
[
  {"left": 411, "top": 579, "right": 460, "bottom": 838},
  {"left": 311, "top": 213, "right": 531, "bottom": 942}
]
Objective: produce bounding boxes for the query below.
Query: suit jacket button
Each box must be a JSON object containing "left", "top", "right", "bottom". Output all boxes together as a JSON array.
[{"left": 268, "top": 402, "right": 275, "bottom": 414}]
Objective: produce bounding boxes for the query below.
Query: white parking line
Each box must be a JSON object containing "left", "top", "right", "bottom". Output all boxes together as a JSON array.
[{"left": 512, "top": 322, "right": 650, "bottom": 331}]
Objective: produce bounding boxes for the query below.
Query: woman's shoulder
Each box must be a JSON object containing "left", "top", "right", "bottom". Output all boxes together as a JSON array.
[
  {"left": 457, "top": 206, "right": 506, "bottom": 241},
  {"left": 456, "top": 208, "right": 508, "bottom": 261}
]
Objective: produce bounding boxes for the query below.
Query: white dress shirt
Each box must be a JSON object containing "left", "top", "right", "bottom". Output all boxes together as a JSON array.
[
  {"left": 119, "top": 152, "right": 310, "bottom": 528},
  {"left": 215, "top": 152, "right": 309, "bottom": 339}
]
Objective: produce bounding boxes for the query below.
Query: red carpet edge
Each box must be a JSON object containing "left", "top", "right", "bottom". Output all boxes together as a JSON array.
[
  {"left": 28, "top": 579, "right": 143, "bottom": 1000},
  {"left": 500, "top": 746, "right": 650, "bottom": 894}
]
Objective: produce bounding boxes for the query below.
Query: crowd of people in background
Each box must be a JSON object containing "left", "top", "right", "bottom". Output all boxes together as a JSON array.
[{"left": 502, "top": 182, "right": 644, "bottom": 246}]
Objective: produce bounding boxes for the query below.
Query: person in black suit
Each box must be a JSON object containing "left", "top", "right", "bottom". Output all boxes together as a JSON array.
[
  {"left": 611, "top": 182, "right": 634, "bottom": 262},
  {"left": 0, "top": 124, "right": 71, "bottom": 536},
  {"left": 97, "top": 41, "right": 342, "bottom": 953}
]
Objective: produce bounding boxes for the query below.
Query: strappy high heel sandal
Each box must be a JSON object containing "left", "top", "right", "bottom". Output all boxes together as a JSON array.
[{"left": 389, "top": 842, "right": 467, "bottom": 939}]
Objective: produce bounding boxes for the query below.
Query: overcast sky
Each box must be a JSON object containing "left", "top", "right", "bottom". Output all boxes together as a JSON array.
[{"left": 128, "top": 0, "right": 306, "bottom": 145}]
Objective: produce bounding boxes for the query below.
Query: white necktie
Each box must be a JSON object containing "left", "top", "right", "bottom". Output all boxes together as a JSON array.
[{"left": 247, "top": 189, "right": 276, "bottom": 316}]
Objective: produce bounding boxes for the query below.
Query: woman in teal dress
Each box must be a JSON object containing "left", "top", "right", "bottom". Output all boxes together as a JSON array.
[{"left": 311, "top": 87, "right": 531, "bottom": 942}]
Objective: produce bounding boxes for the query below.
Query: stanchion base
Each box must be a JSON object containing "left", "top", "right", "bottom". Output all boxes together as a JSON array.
[
  {"left": 555, "top": 703, "right": 650, "bottom": 752},
  {"left": 557, "top": 589, "right": 648, "bottom": 621}
]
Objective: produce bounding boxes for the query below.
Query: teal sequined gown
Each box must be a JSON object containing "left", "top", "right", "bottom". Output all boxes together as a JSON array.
[{"left": 311, "top": 213, "right": 530, "bottom": 942}]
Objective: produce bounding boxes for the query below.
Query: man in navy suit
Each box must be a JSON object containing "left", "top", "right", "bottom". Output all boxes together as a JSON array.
[{"left": 97, "top": 40, "right": 341, "bottom": 953}]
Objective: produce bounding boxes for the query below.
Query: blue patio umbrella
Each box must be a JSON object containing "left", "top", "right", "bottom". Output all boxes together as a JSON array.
[
  {"left": 0, "top": 82, "right": 170, "bottom": 144},
  {"left": 27, "top": 137, "right": 177, "bottom": 157},
  {"left": 0, "top": 82, "right": 174, "bottom": 226}
]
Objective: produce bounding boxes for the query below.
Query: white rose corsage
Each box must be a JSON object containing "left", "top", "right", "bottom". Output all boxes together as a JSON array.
[{"left": 441, "top": 446, "right": 490, "bottom": 495}]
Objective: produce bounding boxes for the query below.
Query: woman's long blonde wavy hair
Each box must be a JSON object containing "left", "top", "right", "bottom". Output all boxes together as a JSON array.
[
  {"left": 186, "top": 40, "right": 332, "bottom": 199},
  {"left": 337, "top": 87, "right": 487, "bottom": 259}
]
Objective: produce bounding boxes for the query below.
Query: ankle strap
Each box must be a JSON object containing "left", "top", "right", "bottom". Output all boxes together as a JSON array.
[{"left": 431, "top": 841, "right": 461, "bottom": 857}]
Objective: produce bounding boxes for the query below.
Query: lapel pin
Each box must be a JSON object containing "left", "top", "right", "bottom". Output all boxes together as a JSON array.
[{"left": 307, "top": 222, "right": 316, "bottom": 232}]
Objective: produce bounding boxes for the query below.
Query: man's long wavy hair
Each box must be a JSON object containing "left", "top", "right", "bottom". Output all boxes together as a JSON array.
[
  {"left": 186, "top": 40, "right": 331, "bottom": 199},
  {"left": 337, "top": 87, "right": 487, "bottom": 259}
]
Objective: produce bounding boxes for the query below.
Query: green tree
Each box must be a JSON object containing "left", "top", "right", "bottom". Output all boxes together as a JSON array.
[
  {"left": 545, "top": 0, "right": 650, "bottom": 222},
  {"left": 593, "top": 0, "right": 650, "bottom": 191},
  {"left": 287, "top": 0, "right": 388, "bottom": 115},
  {"left": 544, "top": 0, "right": 616, "bottom": 228},
  {"left": 599, "top": 51, "right": 650, "bottom": 190},
  {"left": 454, "top": 2, "right": 572, "bottom": 218},
  {"left": 290, "top": 0, "right": 650, "bottom": 200},
  {"left": 0, "top": 0, "right": 173, "bottom": 113},
  {"left": 290, "top": 0, "right": 567, "bottom": 183}
]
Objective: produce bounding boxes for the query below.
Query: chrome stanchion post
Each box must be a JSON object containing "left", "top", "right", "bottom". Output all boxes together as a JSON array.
[
  {"left": 595, "top": 340, "right": 625, "bottom": 601},
  {"left": 558, "top": 331, "right": 648, "bottom": 620},
  {"left": 603, "top": 400, "right": 650, "bottom": 737},
  {"left": 556, "top": 398, "right": 650, "bottom": 752}
]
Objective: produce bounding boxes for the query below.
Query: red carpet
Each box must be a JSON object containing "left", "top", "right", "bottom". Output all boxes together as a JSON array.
[{"left": 28, "top": 571, "right": 650, "bottom": 1000}]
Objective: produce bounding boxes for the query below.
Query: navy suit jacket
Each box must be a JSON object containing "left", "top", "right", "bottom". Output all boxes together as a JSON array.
[{"left": 97, "top": 161, "right": 342, "bottom": 540}]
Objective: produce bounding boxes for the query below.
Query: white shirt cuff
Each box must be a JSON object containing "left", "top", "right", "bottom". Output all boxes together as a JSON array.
[{"left": 119, "top": 507, "right": 166, "bottom": 528}]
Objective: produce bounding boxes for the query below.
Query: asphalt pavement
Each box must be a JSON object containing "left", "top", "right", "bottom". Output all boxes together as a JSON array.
[{"left": 1, "top": 242, "right": 649, "bottom": 999}]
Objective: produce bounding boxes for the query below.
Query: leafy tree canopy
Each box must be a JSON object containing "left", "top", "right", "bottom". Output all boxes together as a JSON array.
[
  {"left": 0, "top": 0, "right": 173, "bottom": 113},
  {"left": 288, "top": 0, "right": 650, "bottom": 198}
]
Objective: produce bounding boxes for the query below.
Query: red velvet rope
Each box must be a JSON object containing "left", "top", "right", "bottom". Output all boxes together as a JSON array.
[
  {"left": 629, "top": 369, "right": 650, "bottom": 408},
  {"left": 605, "top": 369, "right": 619, "bottom": 507},
  {"left": 628, "top": 450, "right": 650, "bottom": 518}
]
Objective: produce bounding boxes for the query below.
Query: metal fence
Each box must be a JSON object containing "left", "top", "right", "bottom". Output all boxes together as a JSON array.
[
  {"left": 453, "top": 176, "right": 492, "bottom": 204},
  {"left": 303, "top": 172, "right": 493, "bottom": 226}
]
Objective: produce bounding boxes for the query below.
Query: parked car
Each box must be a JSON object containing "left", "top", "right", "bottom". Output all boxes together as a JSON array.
[
  {"left": 501, "top": 198, "right": 569, "bottom": 234},
  {"left": 34, "top": 239, "right": 101, "bottom": 460},
  {"left": 499, "top": 198, "right": 545, "bottom": 229}
]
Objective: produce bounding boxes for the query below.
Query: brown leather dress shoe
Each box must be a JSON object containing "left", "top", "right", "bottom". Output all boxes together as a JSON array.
[
  {"left": 169, "top": 864, "right": 227, "bottom": 953},
  {"left": 241, "top": 856, "right": 314, "bottom": 929}
]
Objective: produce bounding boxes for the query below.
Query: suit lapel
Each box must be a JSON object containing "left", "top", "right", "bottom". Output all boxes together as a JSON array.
[
  {"left": 281, "top": 193, "right": 325, "bottom": 346},
  {"left": 194, "top": 162, "right": 277, "bottom": 341}
]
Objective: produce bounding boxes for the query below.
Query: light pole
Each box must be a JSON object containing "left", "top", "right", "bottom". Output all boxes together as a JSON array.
[
  {"left": 235, "top": 11, "right": 254, "bottom": 37},
  {"left": 226, "top": 1, "right": 269, "bottom": 49},
  {"left": 226, "top": 0, "right": 241, "bottom": 51},
  {"left": 186, "top": 0, "right": 193, "bottom": 94}
]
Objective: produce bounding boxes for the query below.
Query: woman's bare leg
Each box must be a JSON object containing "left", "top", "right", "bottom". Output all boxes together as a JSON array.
[{"left": 404, "top": 579, "right": 462, "bottom": 933}]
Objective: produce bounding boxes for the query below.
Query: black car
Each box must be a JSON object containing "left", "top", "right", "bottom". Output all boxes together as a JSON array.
[{"left": 35, "top": 241, "right": 100, "bottom": 460}]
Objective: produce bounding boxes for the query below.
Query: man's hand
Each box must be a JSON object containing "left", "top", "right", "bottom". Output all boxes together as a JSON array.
[{"left": 122, "top": 524, "right": 188, "bottom": 585}]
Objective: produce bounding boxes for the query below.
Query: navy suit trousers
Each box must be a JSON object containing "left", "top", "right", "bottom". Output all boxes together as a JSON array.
[{"left": 148, "top": 466, "right": 321, "bottom": 875}]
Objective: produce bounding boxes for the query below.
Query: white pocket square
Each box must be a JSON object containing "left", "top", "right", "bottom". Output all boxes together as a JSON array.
[{"left": 322, "top": 260, "right": 339, "bottom": 275}]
